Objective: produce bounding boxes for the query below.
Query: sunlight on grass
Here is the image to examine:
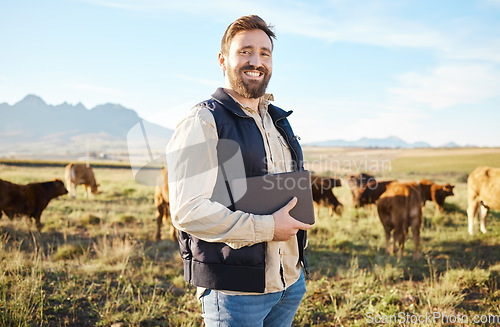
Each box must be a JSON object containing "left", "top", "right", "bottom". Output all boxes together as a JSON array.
[
  {"left": 0, "top": 239, "right": 44, "bottom": 326},
  {"left": 1, "top": 155, "right": 499, "bottom": 326},
  {"left": 93, "top": 235, "right": 138, "bottom": 266}
]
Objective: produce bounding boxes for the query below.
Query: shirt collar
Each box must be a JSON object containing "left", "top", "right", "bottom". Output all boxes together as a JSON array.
[{"left": 227, "top": 93, "right": 274, "bottom": 117}]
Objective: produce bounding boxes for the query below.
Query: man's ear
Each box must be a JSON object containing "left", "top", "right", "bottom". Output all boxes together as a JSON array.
[{"left": 218, "top": 52, "right": 227, "bottom": 73}]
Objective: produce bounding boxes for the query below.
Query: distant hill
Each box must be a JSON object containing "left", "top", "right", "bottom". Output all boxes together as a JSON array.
[
  {"left": 0, "top": 95, "right": 174, "bottom": 157},
  {"left": 306, "top": 136, "right": 435, "bottom": 148},
  {"left": 1, "top": 95, "right": 465, "bottom": 159}
]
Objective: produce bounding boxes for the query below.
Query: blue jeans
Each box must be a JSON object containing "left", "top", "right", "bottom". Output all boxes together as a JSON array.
[{"left": 200, "top": 271, "right": 306, "bottom": 327}]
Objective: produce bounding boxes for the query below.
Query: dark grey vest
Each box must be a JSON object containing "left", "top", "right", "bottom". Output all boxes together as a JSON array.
[{"left": 177, "top": 88, "right": 308, "bottom": 292}]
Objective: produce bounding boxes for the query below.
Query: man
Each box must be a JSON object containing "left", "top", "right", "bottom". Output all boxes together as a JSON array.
[{"left": 166, "top": 15, "right": 312, "bottom": 326}]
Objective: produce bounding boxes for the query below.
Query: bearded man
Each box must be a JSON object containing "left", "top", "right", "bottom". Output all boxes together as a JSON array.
[{"left": 166, "top": 15, "right": 311, "bottom": 327}]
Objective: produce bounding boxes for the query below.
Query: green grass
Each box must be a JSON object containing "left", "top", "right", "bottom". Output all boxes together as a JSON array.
[
  {"left": 1, "top": 152, "right": 500, "bottom": 326},
  {"left": 390, "top": 148, "right": 500, "bottom": 181}
]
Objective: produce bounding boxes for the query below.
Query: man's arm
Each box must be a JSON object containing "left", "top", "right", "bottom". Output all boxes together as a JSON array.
[{"left": 167, "top": 106, "right": 275, "bottom": 248}]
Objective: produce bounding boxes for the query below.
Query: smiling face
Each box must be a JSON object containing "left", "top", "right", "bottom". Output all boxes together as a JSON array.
[{"left": 219, "top": 29, "right": 273, "bottom": 99}]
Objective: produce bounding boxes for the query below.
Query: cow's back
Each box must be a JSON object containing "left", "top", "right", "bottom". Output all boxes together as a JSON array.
[
  {"left": 419, "top": 179, "right": 434, "bottom": 202},
  {"left": 0, "top": 179, "right": 29, "bottom": 215},
  {"left": 65, "top": 163, "right": 98, "bottom": 192},
  {"left": 358, "top": 180, "right": 394, "bottom": 206},
  {"left": 64, "top": 163, "right": 73, "bottom": 183},
  {"left": 154, "top": 184, "right": 169, "bottom": 207},
  {"left": 155, "top": 168, "right": 175, "bottom": 241},
  {"left": 0, "top": 179, "right": 67, "bottom": 231},
  {"left": 468, "top": 166, "right": 500, "bottom": 209},
  {"left": 377, "top": 181, "right": 422, "bottom": 259},
  {"left": 378, "top": 182, "right": 421, "bottom": 226},
  {"left": 66, "top": 163, "right": 95, "bottom": 182},
  {"left": 0, "top": 179, "right": 12, "bottom": 208},
  {"left": 348, "top": 173, "right": 375, "bottom": 204}
]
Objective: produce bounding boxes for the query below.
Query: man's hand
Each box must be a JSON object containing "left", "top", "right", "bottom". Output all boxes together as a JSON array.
[{"left": 272, "top": 197, "right": 313, "bottom": 241}]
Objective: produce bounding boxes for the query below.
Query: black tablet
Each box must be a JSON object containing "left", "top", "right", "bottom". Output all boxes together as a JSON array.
[{"left": 230, "top": 170, "right": 315, "bottom": 225}]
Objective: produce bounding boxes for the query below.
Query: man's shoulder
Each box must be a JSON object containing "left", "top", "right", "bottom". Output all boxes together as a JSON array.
[
  {"left": 193, "top": 98, "right": 217, "bottom": 112},
  {"left": 267, "top": 103, "right": 292, "bottom": 121},
  {"left": 181, "top": 100, "right": 218, "bottom": 128},
  {"left": 191, "top": 96, "right": 234, "bottom": 119}
]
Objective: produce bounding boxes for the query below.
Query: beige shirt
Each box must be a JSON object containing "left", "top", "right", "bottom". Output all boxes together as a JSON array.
[{"left": 166, "top": 92, "right": 302, "bottom": 298}]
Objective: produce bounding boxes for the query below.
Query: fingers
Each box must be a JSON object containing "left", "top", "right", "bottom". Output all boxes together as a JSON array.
[
  {"left": 296, "top": 220, "right": 313, "bottom": 230},
  {"left": 283, "top": 197, "right": 313, "bottom": 230},
  {"left": 284, "top": 197, "right": 298, "bottom": 212}
]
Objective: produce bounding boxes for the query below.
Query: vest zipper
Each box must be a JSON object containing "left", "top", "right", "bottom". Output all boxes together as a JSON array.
[
  {"left": 274, "top": 117, "right": 312, "bottom": 280},
  {"left": 274, "top": 117, "right": 299, "bottom": 171},
  {"left": 231, "top": 109, "right": 310, "bottom": 280}
]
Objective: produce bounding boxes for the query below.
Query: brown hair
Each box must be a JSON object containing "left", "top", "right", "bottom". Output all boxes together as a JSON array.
[{"left": 221, "top": 15, "right": 276, "bottom": 55}]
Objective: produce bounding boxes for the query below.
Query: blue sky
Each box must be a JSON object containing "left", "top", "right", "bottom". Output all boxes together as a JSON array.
[{"left": 1, "top": 0, "right": 500, "bottom": 147}]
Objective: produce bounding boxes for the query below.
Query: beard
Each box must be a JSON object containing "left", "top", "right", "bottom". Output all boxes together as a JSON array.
[{"left": 227, "top": 64, "right": 271, "bottom": 99}]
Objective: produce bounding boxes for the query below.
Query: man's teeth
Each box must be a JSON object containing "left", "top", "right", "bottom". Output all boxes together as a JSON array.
[{"left": 245, "top": 71, "right": 261, "bottom": 77}]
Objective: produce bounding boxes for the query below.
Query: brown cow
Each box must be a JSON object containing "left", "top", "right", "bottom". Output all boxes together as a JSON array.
[
  {"left": 154, "top": 167, "right": 176, "bottom": 241},
  {"left": 419, "top": 179, "right": 455, "bottom": 213},
  {"left": 65, "top": 163, "right": 99, "bottom": 198},
  {"left": 356, "top": 180, "right": 395, "bottom": 207},
  {"left": 311, "top": 175, "right": 343, "bottom": 217},
  {"left": 0, "top": 178, "right": 68, "bottom": 231},
  {"left": 467, "top": 166, "right": 500, "bottom": 235},
  {"left": 376, "top": 181, "right": 422, "bottom": 260},
  {"left": 348, "top": 173, "right": 376, "bottom": 207}
]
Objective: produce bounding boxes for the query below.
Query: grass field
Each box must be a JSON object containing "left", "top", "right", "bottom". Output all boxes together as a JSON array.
[{"left": 1, "top": 147, "right": 500, "bottom": 326}]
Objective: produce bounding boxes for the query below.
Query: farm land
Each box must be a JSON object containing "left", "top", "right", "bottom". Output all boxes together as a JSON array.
[{"left": 1, "top": 147, "right": 500, "bottom": 326}]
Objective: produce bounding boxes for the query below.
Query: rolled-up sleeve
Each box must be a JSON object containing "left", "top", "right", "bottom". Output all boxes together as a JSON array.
[{"left": 166, "top": 106, "right": 275, "bottom": 248}]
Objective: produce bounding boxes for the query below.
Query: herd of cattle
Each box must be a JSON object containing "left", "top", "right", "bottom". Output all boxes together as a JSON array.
[
  {"left": 0, "top": 163, "right": 98, "bottom": 232},
  {"left": 0, "top": 163, "right": 499, "bottom": 260},
  {"left": 311, "top": 173, "right": 455, "bottom": 259}
]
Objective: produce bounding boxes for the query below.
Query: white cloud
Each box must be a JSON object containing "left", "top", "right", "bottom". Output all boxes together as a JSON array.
[
  {"left": 78, "top": 0, "right": 238, "bottom": 15},
  {"left": 275, "top": 11, "right": 444, "bottom": 50},
  {"left": 340, "top": 108, "right": 426, "bottom": 141},
  {"left": 443, "top": 38, "right": 500, "bottom": 63},
  {"left": 80, "top": 0, "right": 500, "bottom": 65},
  {"left": 388, "top": 64, "right": 500, "bottom": 109},
  {"left": 481, "top": 0, "right": 500, "bottom": 7},
  {"left": 272, "top": 6, "right": 500, "bottom": 64},
  {"left": 287, "top": 96, "right": 429, "bottom": 144}
]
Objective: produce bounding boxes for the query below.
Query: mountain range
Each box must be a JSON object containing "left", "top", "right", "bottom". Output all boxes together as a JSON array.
[
  {"left": 305, "top": 137, "right": 465, "bottom": 148},
  {"left": 1, "top": 95, "right": 464, "bottom": 159},
  {"left": 0, "top": 95, "right": 174, "bottom": 158},
  {"left": 306, "top": 136, "right": 434, "bottom": 148}
]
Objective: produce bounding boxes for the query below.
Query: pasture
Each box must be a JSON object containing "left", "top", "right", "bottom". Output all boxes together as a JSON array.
[{"left": 1, "top": 147, "right": 500, "bottom": 326}]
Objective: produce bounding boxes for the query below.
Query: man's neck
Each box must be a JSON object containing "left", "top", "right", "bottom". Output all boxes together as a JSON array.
[{"left": 223, "top": 88, "right": 260, "bottom": 113}]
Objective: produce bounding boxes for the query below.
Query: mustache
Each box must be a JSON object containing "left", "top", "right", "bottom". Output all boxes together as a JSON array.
[{"left": 240, "top": 65, "right": 268, "bottom": 74}]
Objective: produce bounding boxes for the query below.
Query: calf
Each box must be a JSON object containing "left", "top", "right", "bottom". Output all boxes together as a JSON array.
[
  {"left": 347, "top": 173, "right": 376, "bottom": 207},
  {"left": 419, "top": 179, "right": 455, "bottom": 213},
  {"left": 376, "top": 182, "right": 422, "bottom": 260},
  {"left": 0, "top": 178, "right": 68, "bottom": 231},
  {"left": 356, "top": 180, "right": 395, "bottom": 207},
  {"left": 467, "top": 166, "right": 500, "bottom": 235},
  {"left": 154, "top": 167, "right": 176, "bottom": 241},
  {"left": 311, "top": 175, "right": 343, "bottom": 217},
  {"left": 65, "top": 163, "right": 99, "bottom": 198}
]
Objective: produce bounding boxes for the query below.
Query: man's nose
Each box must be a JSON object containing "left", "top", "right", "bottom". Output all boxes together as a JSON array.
[{"left": 248, "top": 53, "right": 261, "bottom": 67}]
